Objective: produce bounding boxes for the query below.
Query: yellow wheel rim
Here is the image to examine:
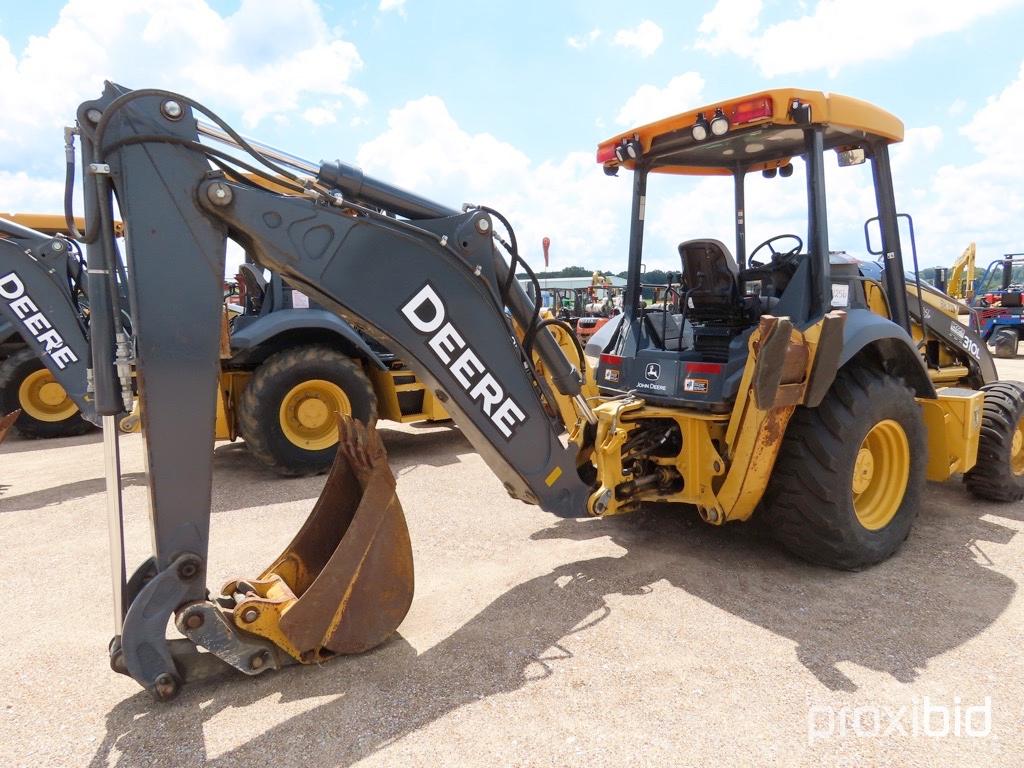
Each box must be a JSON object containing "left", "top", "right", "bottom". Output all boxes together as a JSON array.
[
  {"left": 278, "top": 379, "right": 350, "bottom": 450},
  {"left": 17, "top": 368, "right": 78, "bottom": 423},
  {"left": 852, "top": 418, "right": 910, "bottom": 531},
  {"left": 1011, "top": 416, "right": 1024, "bottom": 476}
]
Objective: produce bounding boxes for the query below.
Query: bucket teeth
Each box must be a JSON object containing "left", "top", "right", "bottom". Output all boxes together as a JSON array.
[
  {"left": 227, "top": 415, "right": 414, "bottom": 661},
  {"left": 0, "top": 411, "right": 19, "bottom": 444}
]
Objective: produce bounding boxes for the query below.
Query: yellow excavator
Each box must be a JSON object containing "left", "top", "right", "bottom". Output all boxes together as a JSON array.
[
  {"left": 5, "top": 84, "right": 1020, "bottom": 701},
  {"left": 933, "top": 241, "right": 976, "bottom": 302}
]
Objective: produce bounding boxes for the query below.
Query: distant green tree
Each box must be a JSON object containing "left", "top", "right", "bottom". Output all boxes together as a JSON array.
[{"left": 518, "top": 265, "right": 603, "bottom": 279}]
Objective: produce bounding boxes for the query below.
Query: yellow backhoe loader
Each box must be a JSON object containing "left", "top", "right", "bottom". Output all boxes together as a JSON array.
[{"left": 13, "top": 84, "right": 1018, "bottom": 700}]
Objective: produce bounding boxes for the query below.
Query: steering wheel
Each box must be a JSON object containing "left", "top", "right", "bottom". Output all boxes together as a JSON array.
[{"left": 748, "top": 234, "right": 803, "bottom": 268}]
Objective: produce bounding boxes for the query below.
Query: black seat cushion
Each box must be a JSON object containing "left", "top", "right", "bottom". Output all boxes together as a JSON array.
[{"left": 678, "top": 239, "right": 741, "bottom": 322}]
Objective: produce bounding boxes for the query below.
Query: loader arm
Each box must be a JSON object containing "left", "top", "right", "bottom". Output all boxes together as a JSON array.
[
  {"left": 0, "top": 216, "right": 97, "bottom": 426},
  {"left": 78, "top": 84, "right": 595, "bottom": 698}
]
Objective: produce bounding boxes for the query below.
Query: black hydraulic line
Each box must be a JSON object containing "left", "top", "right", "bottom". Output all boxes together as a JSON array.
[
  {"left": 90, "top": 88, "right": 308, "bottom": 190},
  {"left": 64, "top": 129, "right": 87, "bottom": 241},
  {"left": 101, "top": 134, "right": 310, "bottom": 196}
]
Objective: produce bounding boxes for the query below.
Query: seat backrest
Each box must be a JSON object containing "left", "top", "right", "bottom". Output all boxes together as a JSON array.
[
  {"left": 237, "top": 263, "right": 269, "bottom": 315},
  {"left": 678, "top": 239, "right": 740, "bottom": 321}
]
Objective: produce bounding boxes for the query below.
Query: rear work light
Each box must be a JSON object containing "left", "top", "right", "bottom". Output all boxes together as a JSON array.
[
  {"left": 691, "top": 112, "right": 710, "bottom": 141},
  {"left": 596, "top": 143, "right": 617, "bottom": 164},
  {"left": 730, "top": 97, "right": 773, "bottom": 125},
  {"left": 709, "top": 108, "right": 730, "bottom": 136}
]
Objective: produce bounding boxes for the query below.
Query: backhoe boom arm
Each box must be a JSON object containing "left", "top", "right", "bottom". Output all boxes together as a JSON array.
[{"left": 78, "top": 83, "right": 594, "bottom": 697}]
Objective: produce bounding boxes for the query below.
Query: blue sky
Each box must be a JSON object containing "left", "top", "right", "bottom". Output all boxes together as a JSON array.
[{"left": 1, "top": 0, "right": 1023, "bottom": 271}]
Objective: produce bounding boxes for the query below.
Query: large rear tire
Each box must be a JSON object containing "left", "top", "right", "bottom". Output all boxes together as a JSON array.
[
  {"left": 991, "top": 327, "right": 1019, "bottom": 359},
  {"left": 762, "top": 365, "right": 926, "bottom": 570},
  {"left": 0, "top": 348, "right": 93, "bottom": 439},
  {"left": 964, "top": 381, "right": 1024, "bottom": 502},
  {"left": 238, "top": 345, "right": 377, "bottom": 476}
]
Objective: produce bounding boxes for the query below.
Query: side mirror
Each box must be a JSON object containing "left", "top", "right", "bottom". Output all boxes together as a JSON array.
[{"left": 837, "top": 147, "right": 866, "bottom": 167}]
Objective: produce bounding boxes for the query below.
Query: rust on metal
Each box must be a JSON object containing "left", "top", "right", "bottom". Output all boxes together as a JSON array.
[
  {"left": 779, "top": 342, "right": 809, "bottom": 385},
  {"left": 0, "top": 411, "right": 20, "bottom": 444},
  {"left": 227, "top": 415, "right": 414, "bottom": 661}
]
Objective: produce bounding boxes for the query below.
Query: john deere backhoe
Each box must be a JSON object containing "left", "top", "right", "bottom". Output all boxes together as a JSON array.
[
  {"left": 12, "top": 83, "right": 1020, "bottom": 701},
  {"left": 0, "top": 213, "right": 446, "bottom": 469}
]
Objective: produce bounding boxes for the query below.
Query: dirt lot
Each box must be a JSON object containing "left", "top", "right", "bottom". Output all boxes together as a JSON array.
[{"left": 2, "top": 359, "right": 1023, "bottom": 768}]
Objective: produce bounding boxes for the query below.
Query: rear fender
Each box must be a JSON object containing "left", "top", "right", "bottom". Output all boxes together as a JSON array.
[
  {"left": 230, "top": 309, "right": 386, "bottom": 369},
  {"left": 835, "top": 308, "right": 935, "bottom": 397}
]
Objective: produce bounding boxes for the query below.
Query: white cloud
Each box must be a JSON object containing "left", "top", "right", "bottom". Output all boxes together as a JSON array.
[
  {"left": 612, "top": 20, "right": 663, "bottom": 57},
  {"left": 947, "top": 98, "right": 967, "bottom": 117},
  {"left": 567, "top": 28, "right": 601, "bottom": 50},
  {"left": 696, "top": 0, "right": 1019, "bottom": 76},
  {"left": 906, "top": 60, "right": 1024, "bottom": 264},
  {"left": 0, "top": 172, "right": 67, "bottom": 213},
  {"left": 357, "top": 97, "right": 631, "bottom": 270},
  {"left": 0, "top": 0, "right": 366, "bottom": 211},
  {"left": 302, "top": 106, "right": 338, "bottom": 126},
  {"left": 615, "top": 72, "right": 704, "bottom": 127},
  {"left": 379, "top": 0, "right": 406, "bottom": 16}
]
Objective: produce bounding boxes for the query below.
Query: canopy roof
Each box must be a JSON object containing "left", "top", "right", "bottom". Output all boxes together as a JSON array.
[{"left": 596, "top": 88, "right": 904, "bottom": 177}]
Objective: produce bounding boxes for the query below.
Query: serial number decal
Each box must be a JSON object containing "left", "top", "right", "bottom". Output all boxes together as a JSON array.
[
  {"left": 684, "top": 378, "right": 710, "bottom": 393},
  {"left": 831, "top": 283, "right": 849, "bottom": 308},
  {"left": 401, "top": 283, "right": 526, "bottom": 439}
]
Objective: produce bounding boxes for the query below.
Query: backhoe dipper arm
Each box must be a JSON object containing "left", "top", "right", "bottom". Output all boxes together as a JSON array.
[
  {"left": 0, "top": 217, "right": 97, "bottom": 425},
  {"left": 79, "top": 84, "right": 594, "bottom": 697}
]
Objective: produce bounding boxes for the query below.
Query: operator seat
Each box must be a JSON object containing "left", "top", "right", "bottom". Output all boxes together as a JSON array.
[
  {"left": 237, "top": 263, "right": 269, "bottom": 315},
  {"left": 678, "top": 239, "right": 741, "bottom": 322}
]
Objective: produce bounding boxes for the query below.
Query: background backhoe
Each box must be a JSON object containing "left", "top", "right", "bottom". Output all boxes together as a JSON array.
[
  {"left": 53, "top": 83, "right": 1023, "bottom": 700},
  {"left": 0, "top": 214, "right": 447, "bottom": 468}
]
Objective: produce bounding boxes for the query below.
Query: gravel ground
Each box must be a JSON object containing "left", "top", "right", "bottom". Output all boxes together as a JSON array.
[{"left": 1, "top": 358, "right": 1023, "bottom": 768}]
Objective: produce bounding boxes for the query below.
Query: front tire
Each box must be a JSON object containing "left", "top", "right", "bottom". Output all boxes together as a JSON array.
[
  {"left": 0, "top": 348, "right": 93, "bottom": 439},
  {"left": 964, "top": 381, "right": 1024, "bottom": 502},
  {"left": 762, "top": 365, "right": 926, "bottom": 570},
  {"left": 238, "top": 346, "right": 377, "bottom": 476}
]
